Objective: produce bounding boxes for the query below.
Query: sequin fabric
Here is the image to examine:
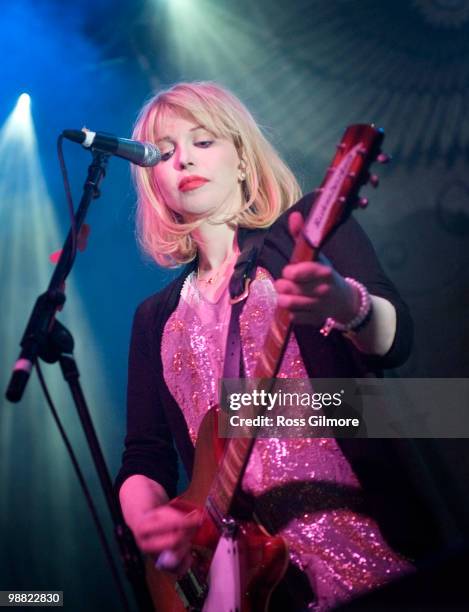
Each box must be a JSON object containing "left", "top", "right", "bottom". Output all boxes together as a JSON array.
[
  {"left": 161, "top": 267, "right": 413, "bottom": 610},
  {"left": 161, "top": 272, "right": 232, "bottom": 443}
]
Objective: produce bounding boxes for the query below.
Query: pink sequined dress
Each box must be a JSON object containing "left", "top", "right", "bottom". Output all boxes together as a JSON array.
[{"left": 161, "top": 267, "right": 413, "bottom": 610}]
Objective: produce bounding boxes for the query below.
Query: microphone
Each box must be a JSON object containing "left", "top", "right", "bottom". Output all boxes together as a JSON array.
[{"left": 63, "top": 128, "right": 161, "bottom": 167}]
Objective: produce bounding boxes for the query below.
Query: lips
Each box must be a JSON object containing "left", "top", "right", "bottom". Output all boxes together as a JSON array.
[{"left": 178, "top": 176, "right": 209, "bottom": 192}]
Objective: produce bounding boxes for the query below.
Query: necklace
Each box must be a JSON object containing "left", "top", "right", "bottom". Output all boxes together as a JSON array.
[
  {"left": 196, "top": 268, "right": 222, "bottom": 285},
  {"left": 197, "top": 250, "right": 239, "bottom": 285}
]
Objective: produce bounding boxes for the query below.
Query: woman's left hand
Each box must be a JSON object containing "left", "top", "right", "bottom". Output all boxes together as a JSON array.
[{"left": 274, "top": 211, "right": 359, "bottom": 326}]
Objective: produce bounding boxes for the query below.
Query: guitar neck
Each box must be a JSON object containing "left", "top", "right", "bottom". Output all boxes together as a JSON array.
[{"left": 208, "top": 235, "right": 319, "bottom": 517}]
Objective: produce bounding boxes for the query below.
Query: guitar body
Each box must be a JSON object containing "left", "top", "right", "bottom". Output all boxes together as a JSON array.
[{"left": 145, "top": 405, "right": 289, "bottom": 612}]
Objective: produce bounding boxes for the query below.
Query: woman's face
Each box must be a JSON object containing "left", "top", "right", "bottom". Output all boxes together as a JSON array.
[{"left": 153, "top": 113, "right": 244, "bottom": 222}]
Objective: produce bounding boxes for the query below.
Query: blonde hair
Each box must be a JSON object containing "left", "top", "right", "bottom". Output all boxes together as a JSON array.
[{"left": 132, "top": 81, "right": 302, "bottom": 267}]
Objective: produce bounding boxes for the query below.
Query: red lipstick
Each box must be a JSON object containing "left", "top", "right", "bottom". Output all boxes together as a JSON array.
[{"left": 178, "top": 176, "right": 209, "bottom": 192}]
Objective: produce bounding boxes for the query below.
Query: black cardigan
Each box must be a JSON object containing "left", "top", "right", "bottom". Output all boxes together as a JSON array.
[{"left": 116, "top": 194, "right": 440, "bottom": 560}]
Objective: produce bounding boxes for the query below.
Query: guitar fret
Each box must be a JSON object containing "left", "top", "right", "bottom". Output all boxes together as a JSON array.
[
  {"left": 209, "top": 439, "right": 253, "bottom": 514},
  {"left": 210, "top": 480, "right": 230, "bottom": 514},
  {"left": 258, "top": 350, "right": 276, "bottom": 376},
  {"left": 221, "top": 453, "right": 241, "bottom": 485},
  {"left": 271, "top": 321, "right": 288, "bottom": 343}
]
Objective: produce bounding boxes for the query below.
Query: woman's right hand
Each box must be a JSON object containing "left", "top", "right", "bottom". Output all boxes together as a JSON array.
[
  {"left": 119, "top": 475, "right": 202, "bottom": 577},
  {"left": 131, "top": 505, "right": 202, "bottom": 576}
]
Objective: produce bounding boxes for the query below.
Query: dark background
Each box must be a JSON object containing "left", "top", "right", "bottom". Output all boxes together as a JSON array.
[{"left": 1, "top": 1, "right": 468, "bottom": 610}]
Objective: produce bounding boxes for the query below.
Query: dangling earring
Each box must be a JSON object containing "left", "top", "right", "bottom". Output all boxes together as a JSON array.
[{"left": 238, "top": 159, "right": 247, "bottom": 182}]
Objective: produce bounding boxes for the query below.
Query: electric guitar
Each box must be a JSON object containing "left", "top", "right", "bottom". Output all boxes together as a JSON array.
[{"left": 145, "top": 124, "right": 388, "bottom": 611}]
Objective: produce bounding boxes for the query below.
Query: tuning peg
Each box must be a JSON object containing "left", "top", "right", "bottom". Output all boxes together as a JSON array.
[
  {"left": 369, "top": 174, "right": 380, "bottom": 188},
  {"left": 377, "top": 152, "right": 391, "bottom": 164},
  {"left": 358, "top": 197, "right": 369, "bottom": 208}
]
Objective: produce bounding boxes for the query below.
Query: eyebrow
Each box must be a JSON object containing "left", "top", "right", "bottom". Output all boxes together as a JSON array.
[{"left": 156, "top": 125, "right": 207, "bottom": 144}]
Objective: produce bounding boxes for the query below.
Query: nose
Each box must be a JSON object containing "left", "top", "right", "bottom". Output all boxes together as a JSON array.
[{"left": 176, "top": 145, "right": 195, "bottom": 170}]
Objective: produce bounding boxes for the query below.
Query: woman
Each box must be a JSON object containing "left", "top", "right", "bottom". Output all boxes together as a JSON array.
[{"left": 115, "top": 82, "right": 417, "bottom": 610}]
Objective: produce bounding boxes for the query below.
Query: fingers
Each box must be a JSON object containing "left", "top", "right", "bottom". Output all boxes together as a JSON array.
[
  {"left": 288, "top": 211, "right": 304, "bottom": 239},
  {"left": 134, "top": 507, "right": 202, "bottom": 556},
  {"left": 140, "top": 507, "right": 201, "bottom": 534},
  {"left": 275, "top": 254, "right": 346, "bottom": 326},
  {"left": 275, "top": 222, "right": 359, "bottom": 325},
  {"left": 140, "top": 528, "right": 190, "bottom": 553},
  {"left": 275, "top": 260, "right": 334, "bottom": 322},
  {"left": 281, "top": 261, "right": 332, "bottom": 283},
  {"left": 275, "top": 261, "right": 332, "bottom": 303},
  {"left": 155, "top": 542, "right": 191, "bottom": 570},
  {"left": 276, "top": 293, "right": 321, "bottom": 311},
  {"left": 275, "top": 278, "right": 330, "bottom": 298},
  {"left": 149, "top": 508, "right": 199, "bottom": 577},
  {"left": 155, "top": 549, "right": 181, "bottom": 571},
  {"left": 155, "top": 543, "right": 193, "bottom": 576},
  {"left": 139, "top": 515, "right": 200, "bottom": 548},
  {"left": 276, "top": 291, "right": 331, "bottom": 326}
]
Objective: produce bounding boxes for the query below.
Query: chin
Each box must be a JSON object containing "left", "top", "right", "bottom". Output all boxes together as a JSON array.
[{"left": 180, "top": 207, "right": 218, "bottom": 223}]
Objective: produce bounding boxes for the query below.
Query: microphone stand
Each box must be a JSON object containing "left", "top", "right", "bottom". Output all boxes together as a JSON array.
[{"left": 5, "top": 150, "right": 153, "bottom": 612}]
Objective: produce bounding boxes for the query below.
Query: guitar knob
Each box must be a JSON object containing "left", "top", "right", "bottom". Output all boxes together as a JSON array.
[
  {"left": 369, "top": 174, "right": 379, "bottom": 188},
  {"left": 377, "top": 152, "right": 391, "bottom": 164},
  {"left": 358, "top": 197, "right": 369, "bottom": 208}
]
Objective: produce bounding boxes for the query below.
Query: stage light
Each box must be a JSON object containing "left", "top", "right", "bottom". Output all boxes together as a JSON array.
[
  {"left": 154, "top": 0, "right": 252, "bottom": 78},
  {"left": 173, "top": 0, "right": 193, "bottom": 8},
  {"left": 13, "top": 93, "right": 32, "bottom": 128},
  {"left": 15, "top": 93, "right": 32, "bottom": 131},
  {"left": 1, "top": 92, "right": 34, "bottom": 149},
  {"left": 17, "top": 92, "right": 31, "bottom": 110},
  {"left": 0, "top": 93, "right": 115, "bottom": 532},
  {"left": 146, "top": 0, "right": 285, "bottom": 120}
]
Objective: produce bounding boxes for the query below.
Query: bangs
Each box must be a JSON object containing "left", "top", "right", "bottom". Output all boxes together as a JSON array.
[{"left": 150, "top": 97, "right": 240, "bottom": 146}]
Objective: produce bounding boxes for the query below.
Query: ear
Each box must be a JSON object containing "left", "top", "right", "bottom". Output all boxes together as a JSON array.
[{"left": 238, "top": 158, "right": 247, "bottom": 182}]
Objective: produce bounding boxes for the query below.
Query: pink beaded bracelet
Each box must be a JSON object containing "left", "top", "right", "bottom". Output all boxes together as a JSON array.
[{"left": 319, "top": 277, "right": 372, "bottom": 337}]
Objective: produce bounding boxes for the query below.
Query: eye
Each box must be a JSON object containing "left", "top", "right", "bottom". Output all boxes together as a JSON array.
[
  {"left": 160, "top": 149, "right": 174, "bottom": 161},
  {"left": 195, "top": 140, "right": 213, "bottom": 148}
]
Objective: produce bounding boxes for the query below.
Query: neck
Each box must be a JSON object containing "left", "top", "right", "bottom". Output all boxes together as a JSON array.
[{"left": 193, "top": 221, "right": 239, "bottom": 272}]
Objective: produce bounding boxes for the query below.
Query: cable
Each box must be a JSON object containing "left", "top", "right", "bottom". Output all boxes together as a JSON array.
[
  {"left": 35, "top": 361, "right": 132, "bottom": 612},
  {"left": 56, "top": 135, "right": 78, "bottom": 275}
]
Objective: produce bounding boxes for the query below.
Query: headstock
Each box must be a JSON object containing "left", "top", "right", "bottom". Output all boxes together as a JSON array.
[{"left": 303, "top": 124, "right": 388, "bottom": 249}]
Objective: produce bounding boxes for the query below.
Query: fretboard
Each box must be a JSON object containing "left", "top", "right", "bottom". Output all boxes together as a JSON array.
[{"left": 208, "top": 234, "right": 318, "bottom": 517}]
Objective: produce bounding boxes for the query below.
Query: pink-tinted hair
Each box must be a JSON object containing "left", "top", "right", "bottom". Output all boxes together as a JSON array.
[{"left": 132, "top": 81, "right": 302, "bottom": 267}]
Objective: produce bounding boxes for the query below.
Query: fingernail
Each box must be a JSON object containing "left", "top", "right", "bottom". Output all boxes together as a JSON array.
[{"left": 155, "top": 550, "right": 179, "bottom": 571}]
